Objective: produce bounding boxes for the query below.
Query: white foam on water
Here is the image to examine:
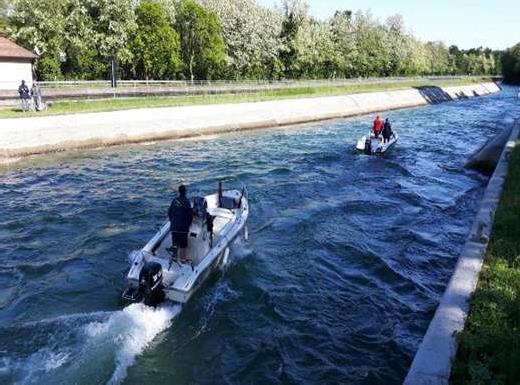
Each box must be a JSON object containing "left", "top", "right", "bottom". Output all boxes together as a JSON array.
[
  {"left": 224, "top": 238, "right": 254, "bottom": 268},
  {"left": 84, "top": 303, "right": 181, "bottom": 385},
  {"left": 42, "top": 351, "right": 70, "bottom": 372},
  {"left": 23, "top": 309, "right": 111, "bottom": 327},
  {"left": 1, "top": 311, "right": 108, "bottom": 384},
  {"left": 3, "top": 348, "right": 76, "bottom": 385},
  {"left": 4, "top": 304, "right": 181, "bottom": 385}
]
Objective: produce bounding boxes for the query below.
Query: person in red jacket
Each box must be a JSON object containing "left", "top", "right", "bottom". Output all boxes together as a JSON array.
[{"left": 373, "top": 115, "right": 383, "bottom": 138}]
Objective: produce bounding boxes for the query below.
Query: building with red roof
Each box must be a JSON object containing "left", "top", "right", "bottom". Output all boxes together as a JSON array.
[{"left": 0, "top": 37, "right": 37, "bottom": 90}]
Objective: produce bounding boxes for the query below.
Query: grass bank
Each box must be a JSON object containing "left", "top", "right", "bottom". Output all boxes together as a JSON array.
[
  {"left": 0, "top": 77, "right": 488, "bottom": 119},
  {"left": 451, "top": 139, "right": 520, "bottom": 385}
]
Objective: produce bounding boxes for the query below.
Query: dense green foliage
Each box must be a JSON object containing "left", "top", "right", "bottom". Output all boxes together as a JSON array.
[
  {"left": 501, "top": 43, "right": 520, "bottom": 84},
  {"left": 127, "top": 1, "right": 181, "bottom": 79},
  {"left": 450, "top": 46, "right": 501, "bottom": 76},
  {"left": 0, "top": 1, "right": 9, "bottom": 35},
  {"left": 451, "top": 141, "right": 520, "bottom": 385},
  {"left": 279, "top": 2, "right": 303, "bottom": 78},
  {"left": 200, "top": 0, "right": 284, "bottom": 79},
  {"left": 175, "top": 0, "right": 225, "bottom": 80},
  {"left": 3, "top": 0, "right": 504, "bottom": 81},
  {"left": 8, "top": 0, "right": 135, "bottom": 80}
]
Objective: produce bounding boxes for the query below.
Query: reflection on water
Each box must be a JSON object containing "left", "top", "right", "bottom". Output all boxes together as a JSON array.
[{"left": 0, "top": 87, "right": 519, "bottom": 385}]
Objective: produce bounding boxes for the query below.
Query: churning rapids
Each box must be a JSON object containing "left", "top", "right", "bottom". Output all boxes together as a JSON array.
[{"left": 0, "top": 87, "right": 519, "bottom": 385}]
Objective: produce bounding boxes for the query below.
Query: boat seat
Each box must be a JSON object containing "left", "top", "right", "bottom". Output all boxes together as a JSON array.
[
  {"left": 220, "top": 196, "right": 238, "bottom": 209},
  {"left": 208, "top": 207, "right": 234, "bottom": 219}
]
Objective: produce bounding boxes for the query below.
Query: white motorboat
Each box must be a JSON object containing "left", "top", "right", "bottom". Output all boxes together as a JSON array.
[
  {"left": 356, "top": 132, "right": 399, "bottom": 155},
  {"left": 122, "top": 185, "right": 249, "bottom": 306}
]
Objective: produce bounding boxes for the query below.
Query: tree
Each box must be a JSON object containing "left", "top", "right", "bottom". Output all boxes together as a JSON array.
[
  {"left": 8, "top": 0, "right": 137, "bottom": 80},
  {"left": 384, "top": 14, "right": 408, "bottom": 75},
  {"left": 449, "top": 45, "right": 467, "bottom": 74},
  {"left": 402, "top": 36, "right": 429, "bottom": 75},
  {"left": 9, "top": 0, "right": 67, "bottom": 80},
  {"left": 153, "top": 0, "right": 177, "bottom": 23},
  {"left": 279, "top": 0, "right": 308, "bottom": 78},
  {"left": 293, "top": 19, "right": 340, "bottom": 78},
  {"left": 129, "top": 1, "right": 181, "bottom": 79},
  {"left": 200, "top": 0, "right": 284, "bottom": 79},
  {"left": 3, "top": 0, "right": 504, "bottom": 81},
  {"left": 90, "top": 0, "right": 136, "bottom": 70},
  {"left": 329, "top": 10, "right": 356, "bottom": 77},
  {"left": 447, "top": 44, "right": 500, "bottom": 76},
  {"left": 350, "top": 10, "right": 389, "bottom": 77},
  {"left": 175, "top": 0, "right": 225, "bottom": 80},
  {"left": 501, "top": 42, "right": 520, "bottom": 84},
  {"left": 60, "top": 0, "right": 106, "bottom": 79},
  {"left": 0, "top": 0, "right": 14, "bottom": 36},
  {"left": 425, "top": 41, "right": 451, "bottom": 75}
]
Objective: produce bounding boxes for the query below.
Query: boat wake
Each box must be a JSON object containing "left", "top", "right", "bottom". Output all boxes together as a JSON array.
[
  {"left": 2, "top": 303, "right": 181, "bottom": 385},
  {"left": 89, "top": 303, "right": 181, "bottom": 385}
]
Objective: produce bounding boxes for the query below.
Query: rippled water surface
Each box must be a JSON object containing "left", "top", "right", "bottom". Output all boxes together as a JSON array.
[{"left": 1, "top": 87, "right": 519, "bottom": 385}]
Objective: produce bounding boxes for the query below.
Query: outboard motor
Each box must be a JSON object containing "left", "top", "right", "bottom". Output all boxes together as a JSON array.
[
  {"left": 206, "top": 213, "right": 215, "bottom": 247},
  {"left": 364, "top": 137, "right": 372, "bottom": 155},
  {"left": 138, "top": 261, "right": 165, "bottom": 307},
  {"left": 192, "top": 196, "right": 208, "bottom": 218}
]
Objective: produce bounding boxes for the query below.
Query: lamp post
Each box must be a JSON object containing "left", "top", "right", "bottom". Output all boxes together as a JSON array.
[{"left": 110, "top": 57, "right": 117, "bottom": 88}]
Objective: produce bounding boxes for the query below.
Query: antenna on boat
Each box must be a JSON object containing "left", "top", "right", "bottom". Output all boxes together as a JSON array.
[
  {"left": 218, "top": 180, "right": 223, "bottom": 208},
  {"left": 238, "top": 187, "right": 244, "bottom": 208},
  {"left": 238, "top": 184, "right": 247, "bottom": 208}
]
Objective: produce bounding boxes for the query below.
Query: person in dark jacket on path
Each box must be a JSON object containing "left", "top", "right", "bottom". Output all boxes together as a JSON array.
[
  {"left": 18, "top": 80, "right": 30, "bottom": 112},
  {"left": 31, "top": 82, "right": 44, "bottom": 111},
  {"left": 382, "top": 118, "right": 393, "bottom": 142},
  {"left": 168, "top": 185, "right": 193, "bottom": 263}
]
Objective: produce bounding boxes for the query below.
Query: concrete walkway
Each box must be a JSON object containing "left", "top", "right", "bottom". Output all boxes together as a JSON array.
[
  {"left": 403, "top": 119, "right": 520, "bottom": 385},
  {"left": 0, "top": 82, "right": 500, "bottom": 163}
]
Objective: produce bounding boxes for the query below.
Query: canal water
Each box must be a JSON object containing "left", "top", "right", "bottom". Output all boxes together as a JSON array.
[{"left": 0, "top": 87, "right": 519, "bottom": 385}]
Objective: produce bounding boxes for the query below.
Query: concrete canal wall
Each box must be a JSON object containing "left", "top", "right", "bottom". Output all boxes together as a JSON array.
[
  {"left": 0, "top": 82, "right": 500, "bottom": 162},
  {"left": 403, "top": 119, "right": 520, "bottom": 385}
]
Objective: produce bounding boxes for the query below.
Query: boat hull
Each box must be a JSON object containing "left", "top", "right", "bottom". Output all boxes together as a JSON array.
[
  {"left": 356, "top": 134, "right": 398, "bottom": 155},
  {"left": 164, "top": 246, "right": 229, "bottom": 303},
  {"left": 124, "top": 189, "right": 248, "bottom": 305}
]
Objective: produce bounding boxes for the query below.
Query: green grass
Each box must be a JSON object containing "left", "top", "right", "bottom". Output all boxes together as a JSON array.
[
  {"left": 451, "top": 139, "right": 520, "bottom": 385},
  {"left": 0, "top": 77, "right": 488, "bottom": 119}
]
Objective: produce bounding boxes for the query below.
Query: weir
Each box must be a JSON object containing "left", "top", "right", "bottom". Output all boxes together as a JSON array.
[{"left": 0, "top": 82, "right": 500, "bottom": 163}]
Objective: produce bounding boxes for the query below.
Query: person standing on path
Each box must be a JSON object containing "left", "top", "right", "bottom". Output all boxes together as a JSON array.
[
  {"left": 18, "top": 80, "right": 30, "bottom": 112},
  {"left": 31, "top": 82, "right": 44, "bottom": 111}
]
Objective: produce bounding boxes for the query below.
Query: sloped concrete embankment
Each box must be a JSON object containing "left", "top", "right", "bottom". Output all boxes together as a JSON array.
[
  {"left": 0, "top": 82, "right": 500, "bottom": 162},
  {"left": 403, "top": 119, "right": 520, "bottom": 385},
  {"left": 465, "top": 124, "right": 513, "bottom": 175}
]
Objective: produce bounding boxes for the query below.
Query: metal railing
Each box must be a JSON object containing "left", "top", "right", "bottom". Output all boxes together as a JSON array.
[
  {"left": 0, "top": 76, "right": 494, "bottom": 104},
  {"left": 35, "top": 76, "right": 485, "bottom": 89}
]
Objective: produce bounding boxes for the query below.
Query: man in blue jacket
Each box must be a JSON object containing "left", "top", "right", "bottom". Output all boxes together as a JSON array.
[
  {"left": 382, "top": 118, "right": 393, "bottom": 142},
  {"left": 168, "top": 185, "right": 193, "bottom": 264},
  {"left": 18, "top": 80, "right": 30, "bottom": 112}
]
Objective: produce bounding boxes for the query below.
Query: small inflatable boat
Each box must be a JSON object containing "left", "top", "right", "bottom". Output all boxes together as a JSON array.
[
  {"left": 122, "top": 184, "right": 249, "bottom": 306},
  {"left": 356, "top": 132, "right": 398, "bottom": 155}
]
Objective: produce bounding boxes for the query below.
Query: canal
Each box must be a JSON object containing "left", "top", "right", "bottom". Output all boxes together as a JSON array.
[{"left": 0, "top": 86, "right": 519, "bottom": 385}]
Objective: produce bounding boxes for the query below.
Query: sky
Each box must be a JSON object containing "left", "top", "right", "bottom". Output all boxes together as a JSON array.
[{"left": 258, "top": 0, "right": 519, "bottom": 50}]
